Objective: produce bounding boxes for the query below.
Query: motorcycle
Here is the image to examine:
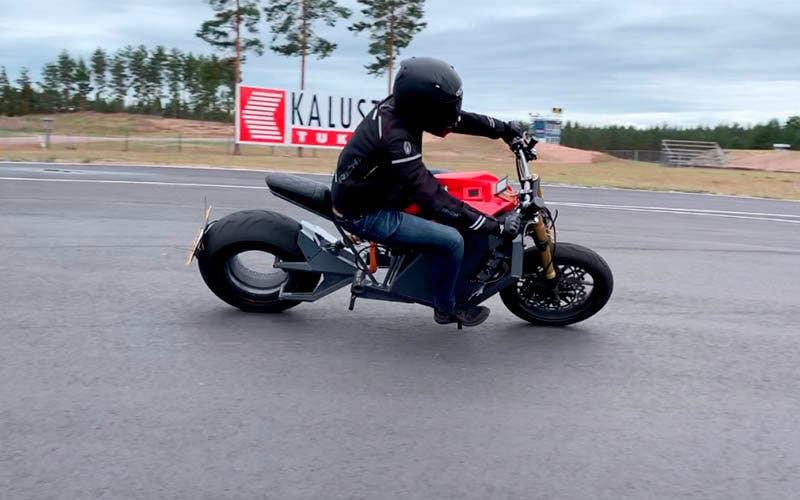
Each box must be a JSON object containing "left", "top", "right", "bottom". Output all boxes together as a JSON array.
[{"left": 188, "top": 139, "right": 613, "bottom": 328}]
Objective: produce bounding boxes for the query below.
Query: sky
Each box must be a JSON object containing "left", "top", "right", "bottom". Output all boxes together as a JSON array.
[{"left": 0, "top": 0, "right": 798, "bottom": 127}]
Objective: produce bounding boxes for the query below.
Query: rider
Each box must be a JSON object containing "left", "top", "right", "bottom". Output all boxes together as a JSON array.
[{"left": 331, "top": 56, "right": 533, "bottom": 327}]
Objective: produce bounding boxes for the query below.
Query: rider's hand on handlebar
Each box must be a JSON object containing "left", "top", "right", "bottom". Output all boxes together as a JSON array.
[
  {"left": 501, "top": 121, "right": 525, "bottom": 145},
  {"left": 499, "top": 212, "right": 522, "bottom": 238},
  {"left": 502, "top": 122, "right": 538, "bottom": 161}
]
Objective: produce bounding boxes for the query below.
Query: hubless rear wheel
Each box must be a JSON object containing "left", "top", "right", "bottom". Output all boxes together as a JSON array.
[{"left": 197, "top": 210, "right": 320, "bottom": 312}]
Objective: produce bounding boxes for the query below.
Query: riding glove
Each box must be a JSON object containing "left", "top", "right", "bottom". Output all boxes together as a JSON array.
[{"left": 499, "top": 212, "right": 521, "bottom": 237}]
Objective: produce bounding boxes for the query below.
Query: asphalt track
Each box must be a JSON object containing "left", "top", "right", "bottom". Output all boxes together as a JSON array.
[{"left": 2, "top": 162, "right": 800, "bottom": 500}]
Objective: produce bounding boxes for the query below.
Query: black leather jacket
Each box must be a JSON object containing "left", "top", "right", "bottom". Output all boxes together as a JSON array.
[{"left": 331, "top": 97, "right": 511, "bottom": 234}]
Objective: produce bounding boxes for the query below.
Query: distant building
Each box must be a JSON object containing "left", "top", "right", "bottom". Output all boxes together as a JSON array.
[{"left": 530, "top": 117, "right": 563, "bottom": 144}]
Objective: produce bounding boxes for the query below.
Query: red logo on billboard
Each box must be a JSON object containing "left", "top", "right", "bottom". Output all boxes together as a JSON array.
[
  {"left": 238, "top": 86, "right": 286, "bottom": 144},
  {"left": 291, "top": 127, "right": 354, "bottom": 147},
  {"left": 237, "top": 85, "right": 375, "bottom": 149}
]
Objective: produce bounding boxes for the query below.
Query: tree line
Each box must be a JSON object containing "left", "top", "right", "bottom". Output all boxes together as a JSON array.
[
  {"left": 195, "top": 0, "right": 424, "bottom": 96},
  {"left": 3, "top": 0, "right": 797, "bottom": 151},
  {"left": 0, "top": 0, "right": 427, "bottom": 123},
  {"left": 0, "top": 0, "right": 425, "bottom": 120},
  {"left": 0, "top": 47, "right": 237, "bottom": 121},
  {"left": 560, "top": 119, "right": 800, "bottom": 151}
]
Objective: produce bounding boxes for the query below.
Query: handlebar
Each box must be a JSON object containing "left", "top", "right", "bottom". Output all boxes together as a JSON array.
[{"left": 511, "top": 132, "right": 538, "bottom": 160}]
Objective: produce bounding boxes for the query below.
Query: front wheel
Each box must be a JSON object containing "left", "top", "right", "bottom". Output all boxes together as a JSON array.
[{"left": 500, "top": 242, "right": 613, "bottom": 326}]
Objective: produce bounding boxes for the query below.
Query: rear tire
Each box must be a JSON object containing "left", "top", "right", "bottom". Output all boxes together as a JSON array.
[
  {"left": 197, "top": 210, "right": 320, "bottom": 312},
  {"left": 500, "top": 242, "right": 613, "bottom": 326}
]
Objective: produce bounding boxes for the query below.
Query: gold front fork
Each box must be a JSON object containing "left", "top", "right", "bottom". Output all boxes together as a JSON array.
[{"left": 529, "top": 176, "right": 557, "bottom": 280}]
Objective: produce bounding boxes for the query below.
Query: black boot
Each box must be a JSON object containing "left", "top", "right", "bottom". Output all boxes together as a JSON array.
[{"left": 434, "top": 306, "right": 491, "bottom": 327}]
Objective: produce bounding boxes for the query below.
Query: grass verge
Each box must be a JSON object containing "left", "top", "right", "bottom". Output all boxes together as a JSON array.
[
  {"left": 1, "top": 141, "right": 798, "bottom": 200},
  {"left": 0, "top": 112, "right": 233, "bottom": 137}
]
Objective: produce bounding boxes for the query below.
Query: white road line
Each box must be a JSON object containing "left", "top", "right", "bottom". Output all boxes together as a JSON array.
[
  {"left": 3, "top": 161, "right": 798, "bottom": 204},
  {"left": 551, "top": 201, "right": 800, "bottom": 219},
  {"left": 0, "top": 176, "right": 265, "bottom": 190},
  {"left": 543, "top": 182, "right": 800, "bottom": 204},
  {"left": 0, "top": 160, "right": 333, "bottom": 177},
  {"left": 550, "top": 203, "right": 800, "bottom": 224},
  {"left": 2, "top": 175, "right": 799, "bottom": 224}
]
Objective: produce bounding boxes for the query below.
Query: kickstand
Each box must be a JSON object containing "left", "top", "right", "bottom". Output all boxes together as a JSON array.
[
  {"left": 457, "top": 321, "right": 463, "bottom": 331},
  {"left": 348, "top": 294, "right": 356, "bottom": 311}
]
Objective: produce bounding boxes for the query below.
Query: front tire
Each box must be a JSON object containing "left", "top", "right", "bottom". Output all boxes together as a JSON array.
[
  {"left": 197, "top": 210, "right": 320, "bottom": 312},
  {"left": 501, "top": 242, "right": 613, "bottom": 326}
]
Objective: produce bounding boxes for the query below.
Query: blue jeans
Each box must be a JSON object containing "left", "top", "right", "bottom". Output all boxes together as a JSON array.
[{"left": 338, "top": 209, "right": 464, "bottom": 313}]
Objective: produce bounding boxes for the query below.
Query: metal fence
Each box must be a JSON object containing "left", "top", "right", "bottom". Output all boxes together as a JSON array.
[
  {"left": 661, "top": 140, "right": 727, "bottom": 167},
  {"left": 603, "top": 150, "right": 663, "bottom": 163},
  {"left": 0, "top": 134, "right": 335, "bottom": 159}
]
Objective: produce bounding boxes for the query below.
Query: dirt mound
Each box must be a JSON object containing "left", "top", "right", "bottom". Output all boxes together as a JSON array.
[
  {"left": 69, "top": 112, "right": 233, "bottom": 136},
  {"left": 131, "top": 115, "right": 233, "bottom": 136},
  {"left": 725, "top": 149, "right": 800, "bottom": 173},
  {"left": 423, "top": 133, "right": 606, "bottom": 164}
]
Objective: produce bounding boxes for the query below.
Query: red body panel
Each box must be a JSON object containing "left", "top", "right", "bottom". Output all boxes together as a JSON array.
[{"left": 404, "top": 171, "right": 518, "bottom": 217}]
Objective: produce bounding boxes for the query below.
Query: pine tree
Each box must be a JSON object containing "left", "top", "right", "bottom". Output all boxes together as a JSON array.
[
  {"left": 57, "top": 50, "right": 76, "bottom": 105},
  {"left": 218, "top": 57, "right": 237, "bottom": 116},
  {"left": 197, "top": 0, "right": 264, "bottom": 87},
  {"left": 73, "top": 58, "right": 93, "bottom": 110},
  {"left": 0, "top": 66, "right": 11, "bottom": 116},
  {"left": 785, "top": 117, "right": 800, "bottom": 148},
  {"left": 183, "top": 53, "right": 203, "bottom": 117},
  {"left": 197, "top": 54, "right": 224, "bottom": 118},
  {"left": 16, "top": 68, "right": 34, "bottom": 115},
  {"left": 197, "top": 0, "right": 264, "bottom": 153},
  {"left": 127, "top": 45, "right": 150, "bottom": 109},
  {"left": 264, "top": 0, "right": 351, "bottom": 89},
  {"left": 183, "top": 54, "right": 223, "bottom": 120},
  {"left": 165, "top": 48, "right": 186, "bottom": 118},
  {"left": 146, "top": 45, "right": 167, "bottom": 113},
  {"left": 110, "top": 49, "right": 130, "bottom": 111},
  {"left": 40, "top": 63, "right": 62, "bottom": 112},
  {"left": 91, "top": 48, "right": 108, "bottom": 108},
  {"left": 350, "top": 0, "right": 426, "bottom": 94}
]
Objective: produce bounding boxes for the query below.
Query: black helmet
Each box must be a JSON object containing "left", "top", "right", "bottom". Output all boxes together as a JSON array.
[{"left": 393, "top": 57, "right": 463, "bottom": 137}]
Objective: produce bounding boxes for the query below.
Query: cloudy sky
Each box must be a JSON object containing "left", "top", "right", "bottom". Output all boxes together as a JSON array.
[{"left": 1, "top": 0, "right": 797, "bottom": 126}]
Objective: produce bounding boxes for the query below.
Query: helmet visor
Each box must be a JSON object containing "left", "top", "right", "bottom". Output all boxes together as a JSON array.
[{"left": 425, "top": 95, "right": 463, "bottom": 137}]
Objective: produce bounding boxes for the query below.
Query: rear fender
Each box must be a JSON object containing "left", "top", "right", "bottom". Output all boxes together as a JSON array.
[
  {"left": 277, "top": 221, "right": 357, "bottom": 276},
  {"left": 275, "top": 221, "right": 357, "bottom": 302}
]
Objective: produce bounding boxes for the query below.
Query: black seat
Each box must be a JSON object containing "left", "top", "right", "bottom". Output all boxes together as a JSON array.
[{"left": 266, "top": 173, "right": 334, "bottom": 220}]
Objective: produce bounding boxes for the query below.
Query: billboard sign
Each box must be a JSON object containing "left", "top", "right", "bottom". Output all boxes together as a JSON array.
[
  {"left": 545, "top": 120, "right": 562, "bottom": 143},
  {"left": 533, "top": 119, "right": 547, "bottom": 138},
  {"left": 532, "top": 118, "right": 562, "bottom": 144},
  {"left": 236, "top": 84, "right": 379, "bottom": 149}
]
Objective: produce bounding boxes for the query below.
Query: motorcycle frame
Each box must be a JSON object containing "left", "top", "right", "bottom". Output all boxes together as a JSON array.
[
  {"left": 271, "top": 145, "right": 549, "bottom": 310},
  {"left": 275, "top": 219, "right": 526, "bottom": 309}
]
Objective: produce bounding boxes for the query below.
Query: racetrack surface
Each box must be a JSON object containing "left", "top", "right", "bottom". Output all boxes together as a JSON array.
[{"left": 2, "top": 162, "right": 800, "bottom": 499}]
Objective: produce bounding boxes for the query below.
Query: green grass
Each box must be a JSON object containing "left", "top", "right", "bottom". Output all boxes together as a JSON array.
[
  {"left": 0, "top": 112, "right": 233, "bottom": 137},
  {"left": 2, "top": 112, "right": 798, "bottom": 200},
  {"left": 0, "top": 130, "right": 35, "bottom": 137},
  {"left": 1, "top": 141, "right": 798, "bottom": 200}
]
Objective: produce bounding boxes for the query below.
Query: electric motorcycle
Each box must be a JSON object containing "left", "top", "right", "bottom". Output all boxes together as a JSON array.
[{"left": 188, "top": 143, "right": 613, "bottom": 327}]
